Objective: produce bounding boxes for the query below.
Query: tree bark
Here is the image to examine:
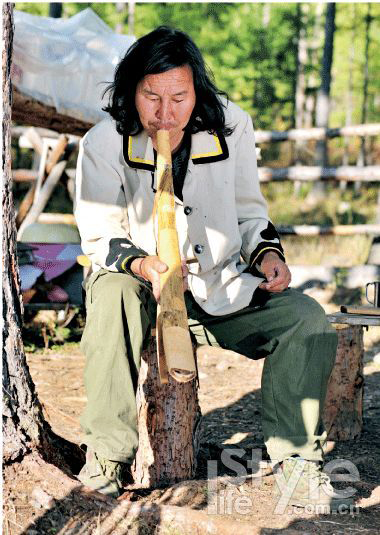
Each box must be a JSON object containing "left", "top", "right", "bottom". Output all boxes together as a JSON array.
[
  {"left": 2, "top": 3, "right": 83, "bottom": 473},
  {"left": 2, "top": 1, "right": 44, "bottom": 463},
  {"left": 324, "top": 325, "right": 364, "bottom": 440},
  {"left": 132, "top": 338, "right": 201, "bottom": 488}
]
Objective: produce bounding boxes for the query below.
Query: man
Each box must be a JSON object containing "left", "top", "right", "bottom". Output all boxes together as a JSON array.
[{"left": 75, "top": 26, "right": 350, "bottom": 510}]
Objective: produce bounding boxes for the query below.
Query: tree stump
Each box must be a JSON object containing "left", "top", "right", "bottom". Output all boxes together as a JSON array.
[
  {"left": 131, "top": 337, "right": 201, "bottom": 488},
  {"left": 323, "top": 324, "right": 364, "bottom": 440}
]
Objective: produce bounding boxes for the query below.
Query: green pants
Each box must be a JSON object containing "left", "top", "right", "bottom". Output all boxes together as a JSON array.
[{"left": 80, "top": 269, "right": 337, "bottom": 464}]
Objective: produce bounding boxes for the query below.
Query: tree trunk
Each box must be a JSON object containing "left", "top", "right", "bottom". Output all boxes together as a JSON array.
[
  {"left": 323, "top": 325, "right": 364, "bottom": 440},
  {"left": 295, "top": 3, "right": 308, "bottom": 163},
  {"left": 2, "top": 1, "right": 43, "bottom": 462},
  {"left": 262, "top": 3, "right": 270, "bottom": 28},
  {"left": 294, "top": 3, "right": 309, "bottom": 194},
  {"left": 132, "top": 338, "right": 201, "bottom": 488},
  {"left": 48, "top": 3, "right": 62, "bottom": 18},
  {"left": 128, "top": 0, "right": 135, "bottom": 36},
  {"left": 310, "top": 2, "right": 336, "bottom": 200},
  {"left": 357, "top": 3, "right": 372, "bottom": 168},
  {"left": 341, "top": 4, "right": 356, "bottom": 191},
  {"left": 2, "top": 2, "right": 83, "bottom": 473}
]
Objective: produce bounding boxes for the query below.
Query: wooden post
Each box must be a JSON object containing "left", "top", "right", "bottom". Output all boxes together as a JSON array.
[
  {"left": 131, "top": 337, "right": 201, "bottom": 488},
  {"left": 323, "top": 324, "right": 364, "bottom": 440}
]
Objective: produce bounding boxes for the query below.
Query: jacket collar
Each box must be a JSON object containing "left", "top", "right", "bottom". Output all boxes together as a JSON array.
[{"left": 123, "top": 129, "right": 229, "bottom": 172}]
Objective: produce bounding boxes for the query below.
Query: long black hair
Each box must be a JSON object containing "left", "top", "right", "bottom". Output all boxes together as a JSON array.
[{"left": 103, "top": 26, "right": 234, "bottom": 137}]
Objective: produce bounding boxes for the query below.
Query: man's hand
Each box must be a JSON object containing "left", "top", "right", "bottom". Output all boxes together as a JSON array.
[
  {"left": 131, "top": 255, "right": 188, "bottom": 301},
  {"left": 258, "top": 251, "right": 291, "bottom": 293}
]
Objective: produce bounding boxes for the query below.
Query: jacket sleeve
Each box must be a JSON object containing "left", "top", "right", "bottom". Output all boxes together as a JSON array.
[
  {"left": 74, "top": 135, "right": 147, "bottom": 274},
  {"left": 234, "top": 111, "right": 285, "bottom": 273}
]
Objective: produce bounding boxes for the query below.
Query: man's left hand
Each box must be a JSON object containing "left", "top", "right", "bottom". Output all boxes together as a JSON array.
[{"left": 258, "top": 251, "right": 291, "bottom": 293}]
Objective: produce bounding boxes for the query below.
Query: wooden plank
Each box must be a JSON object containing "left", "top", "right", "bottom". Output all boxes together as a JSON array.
[
  {"left": 327, "top": 312, "right": 380, "bottom": 327},
  {"left": 255, "top": 123, "right": 380, "bottom": 143},
  {"left": 278, "top": 224, "right": 380, "bottom": 236},
  {"left": 258, "top": 165, "right": 380, "bottom": 182}
]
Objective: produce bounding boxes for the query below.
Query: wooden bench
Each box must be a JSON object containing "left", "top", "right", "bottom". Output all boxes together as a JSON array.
[{"left": 324, "top": 312, "right": 380, "bottom": 440}]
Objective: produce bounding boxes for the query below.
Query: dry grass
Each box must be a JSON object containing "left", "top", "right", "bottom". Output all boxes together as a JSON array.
[{"left": 281, "top": 234, "right": 372, "bottom": 266}]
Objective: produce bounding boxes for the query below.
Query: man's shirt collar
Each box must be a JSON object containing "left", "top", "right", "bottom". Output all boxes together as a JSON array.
[{"left": 123, "top": 129, "right": 229, "bottom": 171}]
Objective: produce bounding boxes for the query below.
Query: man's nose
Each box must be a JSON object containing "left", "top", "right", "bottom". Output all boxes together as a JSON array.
[{"left": 156, "top": 100, "right": 173, "bottom": 122}]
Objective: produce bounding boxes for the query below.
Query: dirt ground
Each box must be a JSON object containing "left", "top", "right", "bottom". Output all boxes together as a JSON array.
[{"left": 3, "top": 293, "right": 380, "bottom": 534}]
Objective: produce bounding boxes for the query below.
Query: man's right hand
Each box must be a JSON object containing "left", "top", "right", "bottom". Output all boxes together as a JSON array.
[{"left": 131, "top": 255, "right": 168, "bottom": 301}]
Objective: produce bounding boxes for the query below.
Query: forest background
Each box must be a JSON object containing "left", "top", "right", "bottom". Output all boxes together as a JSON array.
[{"left": 13, "top": 2, "right": 380, "bottom": 233}]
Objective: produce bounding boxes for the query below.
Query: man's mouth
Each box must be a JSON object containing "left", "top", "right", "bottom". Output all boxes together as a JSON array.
[{"left": 148, "top": 121, "right": 178, "bottom": 131}]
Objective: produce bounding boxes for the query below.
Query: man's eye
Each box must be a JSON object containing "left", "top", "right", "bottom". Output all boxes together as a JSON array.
[{"left": 173, "top": 99, "right": 184, "bottom": 103}]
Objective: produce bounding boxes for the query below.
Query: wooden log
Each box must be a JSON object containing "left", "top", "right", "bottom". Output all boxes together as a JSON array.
[
  {"left": 33, "top": 138, "right": 49, "bottom": 202},
  {"left": 37, "top": 213, "right": 76, "bottom": 225},
  {"left": 24, "top": 126, "right": 44, "bottom": 155},
  {"left": 323, "top": 324, "right": 364, "bottom": 440},
  {"left": 278, "top": 223, "right": 380, "bottom": 236},
  {"left": 45, "top": 134, "right": 69, "bottom": 174},
  {"left": 15, "top": 136, "right": 71, "bottom": 229},
  {"left": 17, "top": 160, "right": 68, "bottom": 239},
  {"left": 15, "top": 127, "right": 45, "bottom": 227},
  {"left": 12, "top": 87, "right": 93, "bottom": 136},
  {"left": 254, "top": 123, "right": 380, "bottom": 143},
  {"left": 16, "top": 184, "right": 38, "bottom": 228},
  {"left": 258, "top": 165, "right": 380, "bottom": 182},
  {"left": 12, "top": 169, "right": 38, "bottom": 182},
  {"left": 131, "top": 337, "right": 201, "bottom": 488},
  {"left": 11, "top": 125, "right": 61, "bottom": 139}
]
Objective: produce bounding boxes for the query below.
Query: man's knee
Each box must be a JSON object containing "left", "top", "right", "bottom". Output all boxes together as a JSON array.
[
  {"left": 286, "top": 290, "right": 328, "bottom": 328},
  {"left": 90, "top": 271, "right": 142, "bottom": 304}
]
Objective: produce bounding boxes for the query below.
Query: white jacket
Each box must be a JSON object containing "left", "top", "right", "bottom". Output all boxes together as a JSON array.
[{"left": 75, "top": 100, "right": 284, "bottom": 315}]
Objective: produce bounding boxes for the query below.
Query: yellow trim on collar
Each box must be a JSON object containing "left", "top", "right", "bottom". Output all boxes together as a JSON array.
[
  {"left": 128, "top": 136, "right": 154, "bottom": 166},
  {"left": 191, "top": 134, "right": 222, "bottom": 160}
]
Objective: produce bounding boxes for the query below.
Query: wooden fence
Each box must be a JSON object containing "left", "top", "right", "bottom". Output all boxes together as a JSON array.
[{"left": 11, "top": 119, "right": 380, "bottom": 237}]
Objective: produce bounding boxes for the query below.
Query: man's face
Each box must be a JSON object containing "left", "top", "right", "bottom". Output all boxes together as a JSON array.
[{"left": 135, "top": 65, "right": 196, "bottom": 151}]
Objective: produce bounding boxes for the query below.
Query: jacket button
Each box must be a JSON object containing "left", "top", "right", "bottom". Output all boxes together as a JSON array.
[
  {"left": 184, "top": 206, "right": 193, "bottom": 215},
  {"left": 194, "top": 244, "right": 204, "bottom": 254}
]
